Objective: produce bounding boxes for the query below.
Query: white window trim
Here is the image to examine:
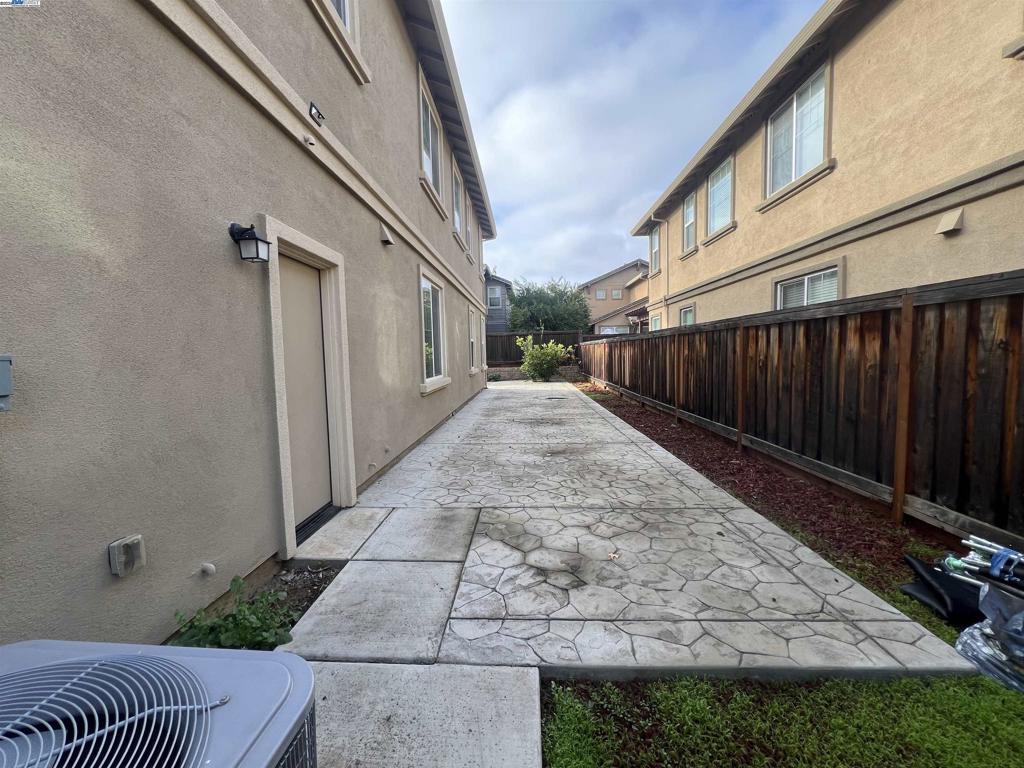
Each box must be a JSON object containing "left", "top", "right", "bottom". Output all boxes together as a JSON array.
[
  {"left": 307, "top": 0, "right": 371, "bottom": 85},
  {"left": 468, "top": 307, "right": 479, "bottom": 375},
  {"left": 705, "top": 157, "right": 735, "bottom": 239},
  {"left": 595, "top": 288, "right": 607, "bottom": 300},
  {"left": 419, "top": 265, "right": 450, "bottom": 395},
  {"left": 766, "top": 64, "right": 829, "bottom": 199},
  {"left": 487, "top": 285, "right": 502, "bottom": 309},
  {"left": 775, "top": 266, "right": 840, "bottom": 310},
  {"left": 679, "top": 304, "right": 696, "bottom": 326},
  {"left": 480, "top": 314, "right": 488, "bottom": 370},
  {"left": 649, "top": 225, "right": 661, "bottom": 274},
  {"left": 418, "top": 75, "right": 447, "bottom": 220},
  {"left": 682, "top": 191, "right": 697, "bottom": 255},
  {"left": 649, "top": 313, "right": 662, "bottom": 331},
  {"left": 611, "top": 289, "right": 623, "bottom": 300},
  {"left": 452, "top": 158, "right": 466, "bottom": 244}
]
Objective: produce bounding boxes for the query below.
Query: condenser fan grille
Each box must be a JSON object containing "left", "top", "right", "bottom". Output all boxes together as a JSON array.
[{"left": 0, "top": 655, "right": 215, "bottom": 768}]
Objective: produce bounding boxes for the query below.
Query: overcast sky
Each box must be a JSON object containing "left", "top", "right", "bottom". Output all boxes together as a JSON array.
[{"left": 439, "top": 0, "right": 822, "bottom": 284}]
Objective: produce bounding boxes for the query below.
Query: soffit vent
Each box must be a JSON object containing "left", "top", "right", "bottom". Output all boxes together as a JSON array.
[{"left": 0, "top": 654, "right": 218, "bottom": 767}]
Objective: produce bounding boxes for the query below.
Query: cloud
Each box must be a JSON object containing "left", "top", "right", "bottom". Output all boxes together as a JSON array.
[{"left": 441, "top": 0, "right": 822, "bottom": 283}]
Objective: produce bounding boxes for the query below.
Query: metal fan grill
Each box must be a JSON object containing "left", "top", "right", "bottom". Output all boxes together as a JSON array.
[{"left": 0, "top": 655, "right": 218, "bottom": 768}]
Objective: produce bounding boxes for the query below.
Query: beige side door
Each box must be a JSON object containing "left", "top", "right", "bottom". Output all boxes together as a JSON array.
[{"left": 279, "top": 255, "right": 332, "bottom": 524}]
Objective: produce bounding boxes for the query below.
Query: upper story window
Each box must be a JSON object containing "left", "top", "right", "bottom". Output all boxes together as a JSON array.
[
  {"left": 596, "top": 289, "right": 607, "bottom": 300},
  {"left": 683, "top": 192, "right": 696, "bottom": 252},
  {"left": 767, "top": 66, "right": 827, "bottom": 196},
  {"left": 420, "top": 90, "right": 441, "bottom": 196},
  {"left": 679, "top": 305, "right": 696, "bottom": 326},
  {"left": 707, "top": 158, "right": 733, "bottom": 236},
  {"left": 611, "top": 289, "right": 622, "bottom": 300},
  {"left": 330, "top": 0, "right": 350, "bottom": 28},
  {"left": 650, "top": 314, "right": 662, "bottom": 331},
  {"left": 777, "top": 266, "right": 838, "bottom": 309},
  {"left": 649, "top": 226, "right": 661, "bottom": 273},
  {"left": 452, "top": 161, "right": 464, "bottom": 235},
  {"left": 487, "top": 285, "right": 502, "bottom": 308},
  {"left": 421, "top": 276, "right": 445, "bottom": 382}
]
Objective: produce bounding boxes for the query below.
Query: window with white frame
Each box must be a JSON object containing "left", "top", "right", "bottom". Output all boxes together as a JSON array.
[
  {"left": 596, "top": 288, "right": 607, "bottom": 300},
  {"left": 650, "top": 226, "right": 661, "bottom": 272},
  {"left": 487, "top": 285, "right": 502, "bottom": 308},
  {"left": 776, "top": 267, "right": 838, "bottom": 309},
  {"left": 420, "top": 90, "right": 441, "bottom": 196},
  {"left": 683, "top": 191, "right": 696, "bottom": 251},
  {"left": 452, "top": 161, "right": 464, "bottom": 235},
  {"left": 468, "top": 308, "right": 476, "bottom": 370},
  {"left": 679, "top": 305, "right": 696, "bottom": 326},
  {"left": 600, "top": 325, "right": 630, "bottom": 334},
  {"left": 650, "top": 314, "right": 662, "bottom": 331},
  {"left": 479, "top": 315, "right": 487, "bottom": 367},
  {"left": 767, "top": 66, "right": 827, "bottom": 196},
  {"left": 330, "top": 0, "right": 350, "bottom": 28},
  {"left": 611, "top": 289, "right": 623, "bottom": 300},
  {"left": 421, "top": 276, "right": 445, "bottom": 381},
  {"left": 707, "top": 158, "right": 733, "bottom": 236}
]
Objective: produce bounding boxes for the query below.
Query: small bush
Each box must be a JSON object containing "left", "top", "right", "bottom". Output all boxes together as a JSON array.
[
  {"left": 517, "top": 336, "right": 569, "bottom": 381},
  {"left": 487, "top": 372, "right": 502, "bottom": 382},
  {"left": 171, "top": 576, "right": 296, "bottom": 650}
]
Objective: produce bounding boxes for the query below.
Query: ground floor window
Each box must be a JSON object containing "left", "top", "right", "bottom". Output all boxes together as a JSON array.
[
  {"left": 599, "top": 325, "right": 630, "bottom": 334},
  {"left": 421, "top": 276, "right": 444, "bottom": 380},
  {"left": 468, "top": 308, "right": 476, "bottom": 371},
  {"left": 679, "top": 305, "right": 696, "bottom": 326},
  {"left": 650, "top": 314, "right": 662, "bottom": 331},
  {"left": 776, "top": 266, "right": 839, "bottom": 309}
]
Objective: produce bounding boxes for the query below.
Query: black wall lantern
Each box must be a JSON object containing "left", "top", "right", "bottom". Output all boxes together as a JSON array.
[{"left": 229, "top": 223, "right": 271, "bottom": 263}]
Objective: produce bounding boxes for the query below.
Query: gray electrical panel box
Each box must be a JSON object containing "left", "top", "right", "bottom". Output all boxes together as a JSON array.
[{"left": 0, "top": 356, "right": 11, "bottom": 413}]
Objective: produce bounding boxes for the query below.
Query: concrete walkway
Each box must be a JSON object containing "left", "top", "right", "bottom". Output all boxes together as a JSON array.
[{"left": 280, "top": 381, "right": 971, "bottom": 765}]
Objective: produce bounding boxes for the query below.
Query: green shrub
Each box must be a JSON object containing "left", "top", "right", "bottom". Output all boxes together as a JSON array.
[
  {"left": 516, "top": 336, "right": 569, "bottom": 381},
  {"left": 487, "top": 372, "right": 502, "bottom": 382},
  {"left": 171, "top": 576, "right": 296, "bottom": 650}
]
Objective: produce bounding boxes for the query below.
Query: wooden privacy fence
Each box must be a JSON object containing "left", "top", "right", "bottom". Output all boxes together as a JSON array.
[
  {"left": 486, "top": 331, "right": 606, "bottom": 365},
  {"left": 579, "top": 270, "right": 1024, "bottom": 546}
]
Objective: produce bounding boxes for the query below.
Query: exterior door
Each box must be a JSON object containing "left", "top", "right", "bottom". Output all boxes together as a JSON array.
[{"left": 279, "top": 255, "right": 332, "bottom": 524}]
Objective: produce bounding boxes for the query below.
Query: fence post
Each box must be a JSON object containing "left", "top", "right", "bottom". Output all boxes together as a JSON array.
[
  {"left": 736, "top": 322, "right": 746, "bottom": 452},
  {"left": 891, "top": 293, "right": 915, "bottom": 524}
]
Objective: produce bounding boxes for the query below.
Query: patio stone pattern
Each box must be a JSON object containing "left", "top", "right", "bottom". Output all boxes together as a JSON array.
[{"left": 298, "top": 381, "right": 972, "bottom": 677}]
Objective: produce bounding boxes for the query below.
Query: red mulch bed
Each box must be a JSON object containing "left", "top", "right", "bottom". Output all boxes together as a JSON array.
[{"left": 576, "top": 382, "right": 954, "bottom": 596}]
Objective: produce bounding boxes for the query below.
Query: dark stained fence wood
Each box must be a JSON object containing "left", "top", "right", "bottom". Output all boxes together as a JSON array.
[
  {"left": 577, "top": 269, "right": 1024, "bottom": 540},
  {"left": 486, "top": 331, "right": 592, "bottom": 365}
]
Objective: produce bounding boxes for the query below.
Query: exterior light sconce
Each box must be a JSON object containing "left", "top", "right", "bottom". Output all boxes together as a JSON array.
[{"left": 229, "top": 223, "right": 271, "bottom": 263}]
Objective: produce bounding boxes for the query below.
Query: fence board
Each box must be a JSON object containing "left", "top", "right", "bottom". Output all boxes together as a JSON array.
[{"left": 577, "top": 269, "right": 1024, "bottom": 540}]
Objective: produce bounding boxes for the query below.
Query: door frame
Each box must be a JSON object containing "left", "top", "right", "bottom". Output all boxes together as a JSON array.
[{"left": 258, "top": 214, "right": 357, "bottom": 559}]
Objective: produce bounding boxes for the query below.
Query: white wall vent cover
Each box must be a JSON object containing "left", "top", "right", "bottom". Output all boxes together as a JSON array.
[{"left": 0, "top": 640, "right": 316, "bottom": 768}]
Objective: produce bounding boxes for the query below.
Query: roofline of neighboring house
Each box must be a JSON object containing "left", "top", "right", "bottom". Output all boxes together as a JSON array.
[
  {"left": 403, "top": 0, "right": 497, "bottom": 240},
  {"left": 580, "top": 258, "right": 651, "bottom": 288},
  {"left": 485, "top": 272, "right": 512, "bottom": 287},
  {"left": 630, "top": 0, "right": 864, "bottom": 236},
  {"left": 591, "top": 297, "right": 648, "bottom": 325},
  {"left": 624, "top": 270, "right": 649, "bottom": 289}
]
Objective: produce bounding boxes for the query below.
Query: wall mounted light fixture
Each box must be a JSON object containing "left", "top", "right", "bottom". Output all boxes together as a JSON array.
[{"left": 229, "top": 223, "right": 271, "bottom": 263}]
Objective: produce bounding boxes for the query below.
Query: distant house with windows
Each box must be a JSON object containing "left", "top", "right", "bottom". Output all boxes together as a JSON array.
[
  {"left": 581, "top": 259, "right": 649, "bottom": 334},
  {"left": 633, "top": 0, "right": 1024, "bottom": 330},
  {"left": 485, "top": 267, "right": 512, "bottom": 332}
]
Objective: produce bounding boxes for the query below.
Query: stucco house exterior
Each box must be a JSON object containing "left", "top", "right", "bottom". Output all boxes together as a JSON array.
[
  {"left": 484, "top": 267, "right": 513, "bottom": 332},
  {"left": 581, "top": 259, "right": 649, "bottom": 333},
  {"left": 0, "top": 0, "right": 494, "bottom": 645},
  {"left": 633, "top": 0, "right": 1024, "bottom": 330}
]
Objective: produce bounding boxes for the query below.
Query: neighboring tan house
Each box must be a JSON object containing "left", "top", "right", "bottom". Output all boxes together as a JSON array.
[
  {"left": 633, "top": 0, "right": 1024, "bottom": 330},
  {"left": 581, "top": 259, "right": 649, "bottom": 333},
  {"left": 0, "top": 0, "right": 494, "bottom": 645},
  {"left": 590, "top": 268, "right": 650, "bottom": 334},
  {"left": 484, "top": 267, "right": 512, "bottom": 332}
]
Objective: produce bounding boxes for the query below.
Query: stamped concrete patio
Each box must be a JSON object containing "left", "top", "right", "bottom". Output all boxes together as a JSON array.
[{"left": 282, "top": 380, "right": 971, "bottom": 677}]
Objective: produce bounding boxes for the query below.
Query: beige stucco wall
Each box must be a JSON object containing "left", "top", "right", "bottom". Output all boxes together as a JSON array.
[
  {"left": 585, "top": 264, "right": 647, "bottom": 323},
  {"left": 648, "top": 0, "right": 1024, "bottom": 325},
  {"left": 0, "top": 0, "right": 487, "bottom": 644}
]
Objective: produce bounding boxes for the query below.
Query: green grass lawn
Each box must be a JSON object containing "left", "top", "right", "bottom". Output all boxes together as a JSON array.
[{"left": 544, "top": 676, "right": 1024, "bottom": 768}]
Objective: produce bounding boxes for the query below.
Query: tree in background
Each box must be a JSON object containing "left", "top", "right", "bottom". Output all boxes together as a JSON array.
[{"left": 508, "top": 279, "right": 591, "bottom": 331}]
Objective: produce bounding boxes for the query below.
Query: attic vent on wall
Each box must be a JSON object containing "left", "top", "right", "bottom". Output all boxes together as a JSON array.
[{"left": 0, "top": 655, "right": 216, "bottom": 767}]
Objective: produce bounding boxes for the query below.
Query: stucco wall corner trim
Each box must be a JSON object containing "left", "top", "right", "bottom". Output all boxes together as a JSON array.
[
  {"left": 139, "top": 0, "right": 487, "bottom": 314},
  {"left": 305, "top": 0, "right": 372, "bottom": 84},
  {"left": 258, "top": 214, "right": 358, "bottom": 560}
]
